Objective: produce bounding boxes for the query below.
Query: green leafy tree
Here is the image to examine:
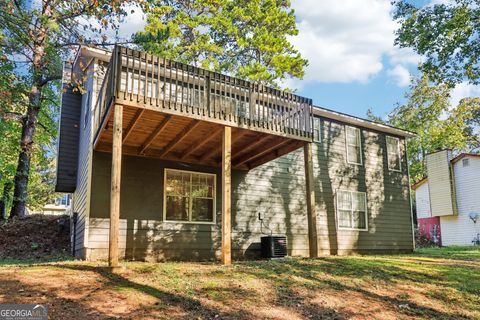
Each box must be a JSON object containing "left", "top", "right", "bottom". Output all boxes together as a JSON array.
[
  {"left": 393, "top": 0, "right": 480, "bottom": 85},
  {"left": 135, "top": 0, "right": 307, "bottom": 87},
  {"left": 369, "top": 75, "right": 480, "bottom": 183},
  {"left": 0, "top": 0, "right": 143, "bottom": 219}
]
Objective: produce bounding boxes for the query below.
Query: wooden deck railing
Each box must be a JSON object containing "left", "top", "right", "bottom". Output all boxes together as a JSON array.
[{"left": 93, "top": 46, "right": 313, "bottom": 142}]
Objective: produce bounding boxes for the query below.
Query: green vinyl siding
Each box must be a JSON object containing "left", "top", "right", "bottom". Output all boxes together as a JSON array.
[{"left": 85, "top": 116, "right": 414, "bottom": 261}]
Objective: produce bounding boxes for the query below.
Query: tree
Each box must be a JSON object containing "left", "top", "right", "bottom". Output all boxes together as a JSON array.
[
  {"left": 0, "top": 0, "right": 142, "bottom": 219},
  {"left": 393, "top": 0, "right": 480, "bottom": 86},
  {"left": 135, "top": 0, "right": 307, "bottom": 88},
  {"left": 369, "top": 74, "right": 480, "bottom": 183}
]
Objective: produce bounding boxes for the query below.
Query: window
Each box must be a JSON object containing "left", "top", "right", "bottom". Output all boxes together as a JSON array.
[
  {"left": 313, "top": 117, "right": 321, "bottom": 142},
  {"left": 462, "top": 158, "right": 470, "bottom": 167},
  {"left": 336, "top": 190, "right": 368, "bottom": 230},
  {"left": 386, "top": 136, "right": 401, "bottom": 171},
  {"left": 345, "top": 126, "right": 362, "bottom": 165},
  {"left": 164, "top": 169, "right": 216, "bottom": 223}
]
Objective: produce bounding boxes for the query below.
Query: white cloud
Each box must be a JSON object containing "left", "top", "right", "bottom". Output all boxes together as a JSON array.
[
  {"left": 387, "top": 65, "right": 411, "bottom": 87},
  {"left": 116, "top": 4, "right": 146, "bottom": 41},
  {"left": 288, "top": 0, "right": 421, "bottom": 88},
  {"left": 450, "top": 82, "right": 480, "bottom": 106}
]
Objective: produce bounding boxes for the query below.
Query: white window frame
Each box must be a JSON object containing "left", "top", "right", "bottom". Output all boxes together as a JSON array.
[
  {"left": 462, "top": 158, "right": 470, "bottom": 167},
  {"left": 313, "top": 117, "right": 321, "bottom": 142},
  {"left": 345, "top": 126, "right": 363, "bottom": 165},
  {"left": 386, "top": 136, "right": 402, "bottom": 172},
  {"left": 336, "top": 190, "right": 368, "bottom": 231},
  {"left": 163, "top": 168, "right": 216, "bottom": 225}
]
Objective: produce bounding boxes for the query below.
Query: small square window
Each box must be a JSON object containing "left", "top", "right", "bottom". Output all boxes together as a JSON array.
[{"left": 462, "top": 158, "right": 470, "bottom": 167}]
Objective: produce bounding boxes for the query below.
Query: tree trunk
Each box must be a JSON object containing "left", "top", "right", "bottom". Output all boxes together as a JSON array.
[
  {"left": 9, "top": 107, "right": 40, "bottom": 219},
  {"left": 0, "top": 181, "right": 13, "bottom": 220},
  {"left": 9, "top": 3, "right": 50, "bottom": 219}
]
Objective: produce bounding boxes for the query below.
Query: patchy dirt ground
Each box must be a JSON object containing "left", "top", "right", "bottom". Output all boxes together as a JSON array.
[
  {"left": 0, "top": 247, "right": 479, "bottom": 319},
  {"left": 0, "top": 214, "right": 70, "bottom": 260}
]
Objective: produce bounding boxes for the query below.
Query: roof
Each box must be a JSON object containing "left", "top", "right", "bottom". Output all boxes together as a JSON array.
[
  {"left": 411, "top": 177, "right": 428, "bottom": 190},
  {"left": 313, "top": 105, "right": 416, "bottom": 138},
  {"left": 450, "top": 153, "right": 480, "bottom": 164},
  {"left": 411, "top": 152, "right": 479, "bottom": 189}
]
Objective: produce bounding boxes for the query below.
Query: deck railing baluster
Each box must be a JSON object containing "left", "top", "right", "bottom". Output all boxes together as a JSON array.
[{"left": 94, "top": 46, "right": 313, "bottom": 143}]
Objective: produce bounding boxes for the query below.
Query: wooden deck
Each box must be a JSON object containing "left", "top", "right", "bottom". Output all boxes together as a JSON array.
[
  {"left": 87, "top": 46, "right": 318, "bottom": 267},
  {"left": 93, "top": 46, "right": 313, "bottom": 170}
]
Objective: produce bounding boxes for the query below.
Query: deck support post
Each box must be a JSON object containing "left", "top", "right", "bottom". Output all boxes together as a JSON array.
[
  {"left": 109, "top": 104, "right": 123, "bottom": 268},
  {"left": 221, "top": 126, "right": 232, "bottom": 265},
  {"left": 304, "top": 143, "right": 318, "bottom": 258}
]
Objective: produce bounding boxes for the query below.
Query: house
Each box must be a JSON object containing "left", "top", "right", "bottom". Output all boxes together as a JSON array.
[
  {"left": 30, "top": 194, "right": 72, "bottom": 216},
  {"left": 55, "top": 46, "right": 416, "bottom": 266},
  {"left": 412, "top": 150, "right": 480, "bottom": 246}
]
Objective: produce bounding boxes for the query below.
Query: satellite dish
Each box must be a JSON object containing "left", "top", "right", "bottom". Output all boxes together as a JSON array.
[{"left": 469, "top": 211, "right": 479, "bottom": 223}]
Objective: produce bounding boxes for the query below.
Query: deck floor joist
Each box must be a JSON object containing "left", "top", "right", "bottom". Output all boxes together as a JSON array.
[{"left": 95, "top": 104, "right": 305, "bottom": 170}]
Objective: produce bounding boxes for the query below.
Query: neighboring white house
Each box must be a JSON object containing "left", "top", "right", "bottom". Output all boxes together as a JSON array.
[
  {"left": 413, "top": 150, "right": 480, "bottom": 246},
  {"left": 30, "top": 194, "right": 72, "bottom": 216}
]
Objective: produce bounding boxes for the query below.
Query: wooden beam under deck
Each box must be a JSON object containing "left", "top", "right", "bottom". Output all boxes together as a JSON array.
[
  {"left": 221, "top": 126, "right": 232, "bottom": 266},
  {"left": 95, "top": 104, "right": 308, "bottom": 171},
  {"left": 180, "top": 126, "right": 223, "bottom": 160},
  {"left": 201, "top": 129, "right": 249, "bottom": 163},
  {"left": 234, "top": 137, "right": 291, "bottom": 167},
  {"left": 156, "top": 119, "right": 201, "bottom": 158},
  {"left": 304, "top": 143, "right": 318, "bottom": 258},
  {"left": 109, "top": 104, "right": 123, "bottom": 269},
  {"left": 123, "top": 109, "right": 144, "bottom": 143},
  {"left": 139, "top": 115, "right": 172, "bottom": 155}
]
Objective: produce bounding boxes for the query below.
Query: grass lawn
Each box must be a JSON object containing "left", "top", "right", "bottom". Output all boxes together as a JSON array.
[{"left": 0, "top": 247, "right": 479, "bottom": 319}]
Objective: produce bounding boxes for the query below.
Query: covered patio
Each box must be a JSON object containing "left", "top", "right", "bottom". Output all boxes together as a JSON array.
[{"left": 92, "top": 46, "right": 319, "bottom": 267}]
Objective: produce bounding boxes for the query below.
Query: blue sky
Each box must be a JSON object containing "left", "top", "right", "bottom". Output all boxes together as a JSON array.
[{"left": 117, "top": 0, "right": 479, "bottom": 119}]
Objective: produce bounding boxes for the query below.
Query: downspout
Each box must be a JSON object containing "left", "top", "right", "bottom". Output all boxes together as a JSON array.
[
  {"left": 405, "top": 138, "right": 416, "bottom": 251},
  {"left": 71, "top": 211, "right": 78, "bottom": 256}
]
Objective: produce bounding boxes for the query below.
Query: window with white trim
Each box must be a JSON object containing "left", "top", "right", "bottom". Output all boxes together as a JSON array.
[
  {"left": 386, "top": 136, "right": 401, "bottom": 171},
  {"left": 337, "top": 190, "right": 368, "bottom": 230},
  {"left": 345, "top": 126, "right": 362, "bottom": 165},
  {"left": 462, "top": 158, "right": 470, "bottom": 167},
  {"left": 313, "top": 117, "right": 321, "bottom": 142},
  {"left": 164, "top": 169, "right": 215, "bottom": 223}
]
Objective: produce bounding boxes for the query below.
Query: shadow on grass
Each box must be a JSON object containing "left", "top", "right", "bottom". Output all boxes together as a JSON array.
[
  {"left": 56, "top": 263, "right": 352, "bottom": 319},
  {"left": 0, "top": 278, "right": 114, "bottom": 319},
  {"left": 237, "top": 258, "right": 475, "bottom": 319}
]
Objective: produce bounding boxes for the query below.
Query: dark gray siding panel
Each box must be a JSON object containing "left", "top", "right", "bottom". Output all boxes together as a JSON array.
[{"left": 55, "top": 87, "right": 81, "bottom": 192}]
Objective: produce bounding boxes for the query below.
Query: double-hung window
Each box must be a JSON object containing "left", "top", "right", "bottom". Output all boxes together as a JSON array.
[
  {"left": 346, "top": 126, "right": 362, "bottom": 165},
  {"left": 386, "top": 136, "right": 401, "bottom": 171},
  {"left": 164, "top": 169, "right": 216, "bottom": 223},
  {"left": 336, "top": 190, "right": 368, "bottom": 230},
  {"left": 313, "top": 117, "right": 321, "bottom": 142}
]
